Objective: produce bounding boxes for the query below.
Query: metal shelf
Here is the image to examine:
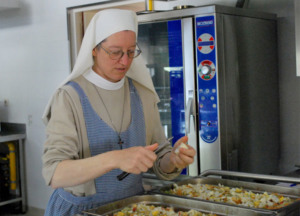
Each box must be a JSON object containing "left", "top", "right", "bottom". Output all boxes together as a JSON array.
[
  {"left": 0, "top": 133, "right": 27, "bottom": 213},
  {"left": 0, "top": 197, "right": 22, "bottom": 206}
]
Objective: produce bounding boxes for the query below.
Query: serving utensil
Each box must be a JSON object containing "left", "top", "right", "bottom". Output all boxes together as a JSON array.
[{"left": 117, "top": 137, "right": 174, "bottom": 181}]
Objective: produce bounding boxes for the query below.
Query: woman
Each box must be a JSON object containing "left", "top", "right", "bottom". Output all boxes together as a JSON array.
[{"left": 42, "top": 9, "right": 195, "bottom": 215}]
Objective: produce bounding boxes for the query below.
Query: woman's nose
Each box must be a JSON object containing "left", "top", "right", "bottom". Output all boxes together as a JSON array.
[{"left": 119, "top": 53, "right": 129, "bottom": 65}]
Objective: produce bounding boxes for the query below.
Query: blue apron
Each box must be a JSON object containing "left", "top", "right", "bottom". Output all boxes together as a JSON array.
[{"left": 45, "top": 78, "right": 145, "bottom": 216}]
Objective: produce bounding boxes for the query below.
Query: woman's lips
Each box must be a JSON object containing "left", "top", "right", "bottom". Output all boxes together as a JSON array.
[{"left": 116, "top": 68, "right": 126, "bottom": 72}]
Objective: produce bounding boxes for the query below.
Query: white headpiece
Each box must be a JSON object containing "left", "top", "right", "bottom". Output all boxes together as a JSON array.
[{"left": 42, "top": 9, "right": 159, "bottom": 124}]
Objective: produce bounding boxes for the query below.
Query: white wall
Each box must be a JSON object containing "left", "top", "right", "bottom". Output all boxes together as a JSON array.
[
  {"left": 247, "top": 0, "right": 300, "bottom": 175},
  {"left": 0, "top": 0, "right": 106, "bottom": 210}
]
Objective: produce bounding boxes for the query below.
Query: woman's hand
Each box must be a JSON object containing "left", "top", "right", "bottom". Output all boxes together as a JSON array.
[
  {"left": 170, "top": 136, "right": 196, "bottom": 169},
  {"left": 50, "top": 144, "right": 158, "bottom": 189},
  {"left": 117, "top": 144, "right": 158, "bottom": 174}
]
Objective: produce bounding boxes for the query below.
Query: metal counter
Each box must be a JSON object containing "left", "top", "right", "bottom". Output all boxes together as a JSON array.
[
  {"left": 142, "top": 173, "right": 191, "bottom": 191},
  {"left": 151, "top": 170, "right": 300, "bottom": 216},
  {"left": 83, "top": 194, "right": 275, "bottom": 216}
]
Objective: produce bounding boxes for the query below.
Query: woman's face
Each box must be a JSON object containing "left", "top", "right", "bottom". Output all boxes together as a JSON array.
[{"left": 92, "top": 30, "right": 136, "bottom": 83}]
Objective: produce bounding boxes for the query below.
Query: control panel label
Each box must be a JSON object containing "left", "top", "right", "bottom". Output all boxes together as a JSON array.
[
  {"left": 197, "top": 33, "right": 215, "bottom": 54},
  {"left": 196, "top": 15, "right": 218, "bottom": 144},
  {"left": 197, "top": 20, "right": 214, "bottom": 28}
]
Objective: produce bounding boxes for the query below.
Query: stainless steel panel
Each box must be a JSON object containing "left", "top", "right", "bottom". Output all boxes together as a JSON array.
[
  {"left": 83, "top": 194, "right": 274, "bottom": 216},
  {"left": 137, "top": 5, "right": 276, "bottom": 23},
  {"left": 215, "top": 12, "right": 240, "bottom": 172},
  {"left": 154, "top": 177, "right": 300, "bottom": 216},
  {"left": 296, "top": 0, "right": 300, "bottom": 76},
  {"left": 182, "top": 17, "right": 199, "bottom": 176},
  {"left": 216, "top": 13, "right": 279, "bottom": 174},
  {"left": 200, "top": 170, "right": 300, "bottom": 184}
]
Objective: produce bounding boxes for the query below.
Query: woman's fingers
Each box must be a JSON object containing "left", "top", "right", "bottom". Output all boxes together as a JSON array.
[
  {"left": 173, "top": 136, "right": 188, "bottom": 149},
  {"left": 178, "top": 152, "right": 194, "bottom": 165},
  {"left": 177, "top": 146, "right": 195, "bottom": 165},
  {"left": 129, "top": 155, "right": 156, "bottom": 174},
  {"left": 178, "top": 145, "right": 196, "bottom": 157},
  {"left": 119, "top": 145, "right": 158, "bottom": 173},
  {"left": 145, "top": 143, "right": 158, "bottom": 152},
  {"left": 170, "top": 138, "right": 196, "bottom": 168},
  {"left": 144, "top": 143, "right": 158, "bottom": 161}
]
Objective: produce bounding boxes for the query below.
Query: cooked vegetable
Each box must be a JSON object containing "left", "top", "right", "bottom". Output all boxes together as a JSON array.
[
  {"left": 165, "top": 183, "right": 298, "bottom": 209},
  {"left": 113, "top": 203, "right": 217, "bottom": 216}
]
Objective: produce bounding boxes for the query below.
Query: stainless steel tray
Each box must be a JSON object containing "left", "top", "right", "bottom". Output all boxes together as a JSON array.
[
  {"left": 151, "top": 170, "right": 300, "bottom": 216},
  {"left": 82, "top": 194, "right": 275, "bottom": 216}
]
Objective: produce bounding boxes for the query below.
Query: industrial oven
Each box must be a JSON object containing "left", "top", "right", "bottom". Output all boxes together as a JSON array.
[
  {"left": 136, "top": 5, "right": 279, "bottom": 176},
  {"left": 67, "top": 3, "right": 279, "bottom": 176}
]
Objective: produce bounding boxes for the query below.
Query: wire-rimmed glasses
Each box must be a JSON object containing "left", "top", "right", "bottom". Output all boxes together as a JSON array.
[{"left": 98, "top": 43, "right": 142, "bottom": 60}]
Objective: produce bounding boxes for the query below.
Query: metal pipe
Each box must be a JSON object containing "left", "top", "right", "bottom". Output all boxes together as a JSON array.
[
  {"left": 18, "top": 138, "right": 27, "bottom": 212},
  {"left": 145, "top": 0, "right": 154, "bottom": 11},
  {"left": 6, "top": 142, "right": 17, "bottom": 190},
  {"left": 200, "top": 169, "right": 300, "bottom": 183}
]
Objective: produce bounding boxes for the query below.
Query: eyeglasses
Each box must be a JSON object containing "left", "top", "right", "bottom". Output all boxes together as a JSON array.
[{"left": 98, "top": 43, "right": 142, "bottom": 60}]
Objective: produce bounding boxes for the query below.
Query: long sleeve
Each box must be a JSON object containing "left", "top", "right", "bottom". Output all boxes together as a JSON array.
[
  {"left": 151, "top": 102, "right": 182, "bottom": 180},
  {"left": 42, "top": 88, "right": 80, "bottom": 186}
]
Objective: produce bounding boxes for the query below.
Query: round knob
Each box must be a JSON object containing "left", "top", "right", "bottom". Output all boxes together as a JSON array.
[{"left": 202, "top": 65, "right": 211, "bottom": 75}]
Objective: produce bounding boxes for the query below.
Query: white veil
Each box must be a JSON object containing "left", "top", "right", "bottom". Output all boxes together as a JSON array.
[{"left": 42, "top": 9, "right": 159, "bottom": 124}]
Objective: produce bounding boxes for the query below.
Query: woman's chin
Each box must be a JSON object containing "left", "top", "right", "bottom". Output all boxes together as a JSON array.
[
  {"left": 110, "top": 75, "right": 126, "bottom": 83},
  {"left": 114, "top": 71, "right": 127, "bottom": 79}
]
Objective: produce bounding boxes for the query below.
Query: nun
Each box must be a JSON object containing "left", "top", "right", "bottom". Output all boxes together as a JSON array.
[{"left": 42, "top": 9, "right": 196, "bottom": 215}]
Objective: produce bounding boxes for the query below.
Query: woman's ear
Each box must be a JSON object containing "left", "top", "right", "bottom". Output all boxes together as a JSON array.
[{"left": 92, "top": 48, "right": 97, "bottom": 57}]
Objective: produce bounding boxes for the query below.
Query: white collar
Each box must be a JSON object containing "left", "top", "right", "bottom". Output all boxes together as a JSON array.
[{"left": 83, "top": 68, "right": 125, "bottom": 90}]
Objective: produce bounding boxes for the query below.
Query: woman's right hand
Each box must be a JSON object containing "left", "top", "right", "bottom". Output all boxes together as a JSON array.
[
  {"left": 50, "top": 143, "right": 159, "bottom": 189},
  {"left": 116, "top": 144, "right": 158, "bottom": 174}
]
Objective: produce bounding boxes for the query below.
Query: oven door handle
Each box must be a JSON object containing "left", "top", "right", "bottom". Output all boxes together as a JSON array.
[
  {"left": 185, "top": 94, "right": 195, "bottom": 134},
  {"left": 200, "top": 169, "right": 300, "bottom": 183}
]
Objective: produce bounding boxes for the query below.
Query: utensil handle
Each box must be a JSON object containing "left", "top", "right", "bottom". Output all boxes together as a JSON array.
[
  {"left": 200, "top": 169, "right": 300, "bottom": 183},
  {"left": 117, "top": 172, "right": 130, "bottom": 181}
]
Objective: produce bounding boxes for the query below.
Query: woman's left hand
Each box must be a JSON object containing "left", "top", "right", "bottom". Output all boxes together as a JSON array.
[{"left": 170, "top": 136, "right": 196, "bottom": 169}]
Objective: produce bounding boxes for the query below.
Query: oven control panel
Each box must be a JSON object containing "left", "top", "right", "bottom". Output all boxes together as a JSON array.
[{"left": 195, "top": 15, "right": 218, "bottom": 143}]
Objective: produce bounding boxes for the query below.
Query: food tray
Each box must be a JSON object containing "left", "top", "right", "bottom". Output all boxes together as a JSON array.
[
  {"left": 82, "top": 194, "right": 274, "bottom": 216},
  {"left": 151, "top": 171, "right": 300, "bottom": 216}
]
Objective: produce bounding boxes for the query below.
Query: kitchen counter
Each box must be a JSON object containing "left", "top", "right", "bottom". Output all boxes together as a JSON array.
[
  {"left": 0, "top": 122, "right": 26, "bottom": 150},
  {"left": 0, "top": 133, "right": 26, "bottom": 142},
  {"left": 0, "top": 122, "right": 26, "bottom": 137}
]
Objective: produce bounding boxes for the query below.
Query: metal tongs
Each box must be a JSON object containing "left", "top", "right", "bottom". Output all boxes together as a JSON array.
[{"left": 117, "top": 137, "right": 174, "bottom": 181}]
